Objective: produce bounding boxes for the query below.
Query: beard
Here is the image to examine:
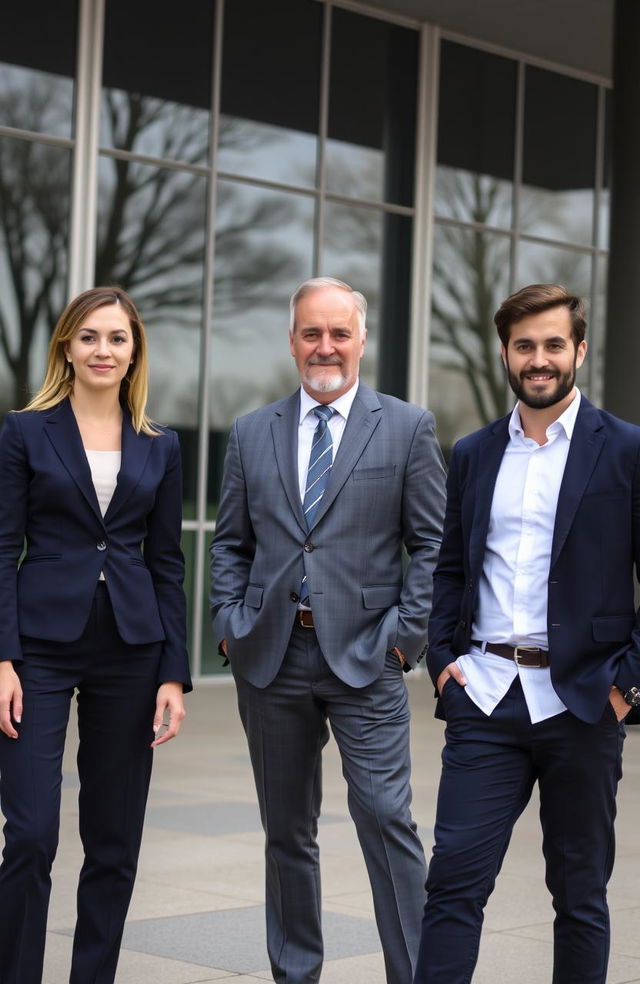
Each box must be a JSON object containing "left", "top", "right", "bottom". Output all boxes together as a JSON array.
[
  {"left": 507, "top": 360, "right": 577, "bottom": 410},
  {"left": 302, "top": 360, "right": 348, "bottom": 394}
]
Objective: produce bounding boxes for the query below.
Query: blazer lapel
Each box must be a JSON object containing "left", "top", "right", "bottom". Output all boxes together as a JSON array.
[
  {"left": 551, "top": 398, "right": 605, "bottom": 568},
  {"left": 468, "top": 416, "right": 510, "bottom": 574},
  {"left": 44, "top": 398, "right": 104, "bottom": 523},
  {"left": 309, "top": 383, "right": 381, "bottom": 530},
  {"left": 271, "top": 391, "right": 307, "bottom": 533},
  {"left": 104, "top": 409, "right": 152, "bottom": 523}
]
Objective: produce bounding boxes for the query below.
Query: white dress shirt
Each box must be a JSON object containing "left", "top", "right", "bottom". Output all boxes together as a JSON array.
[
  {"left": 457, "top": 391, "right": 582, "bottom": 724},
  {"left": 297, "top": 380, "right": 359, "bottom": 501}
]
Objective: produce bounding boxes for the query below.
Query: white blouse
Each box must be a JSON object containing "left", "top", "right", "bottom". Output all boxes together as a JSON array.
[{"left": 85, "top": 450, "right": 121, "bottom": 581}]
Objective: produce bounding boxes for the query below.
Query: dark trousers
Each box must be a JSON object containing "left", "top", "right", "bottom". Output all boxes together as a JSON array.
[
  {"left": 0, "top": 583, "right": 160, "bottom": 984},
  {"left": 414, "top": 676, "right": 625, "bottom": 984},
  {"left": 234, "top": 622, "right": 427, "bottom": 984}
]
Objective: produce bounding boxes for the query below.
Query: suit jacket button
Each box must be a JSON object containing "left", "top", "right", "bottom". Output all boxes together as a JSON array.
[
  {"left": 290, "top": 592, "right": 299, "bottom": 603},
  {"left": 97, "top": 540, "right": 107, "bottom": 551},
  {"left": 304, "top": 542, "right": 314, "bottom": 552}
]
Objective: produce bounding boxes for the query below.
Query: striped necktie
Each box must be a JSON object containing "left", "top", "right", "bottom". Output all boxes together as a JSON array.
[{"left": 300, "top": 404, "right": 334, "bottom": 604}]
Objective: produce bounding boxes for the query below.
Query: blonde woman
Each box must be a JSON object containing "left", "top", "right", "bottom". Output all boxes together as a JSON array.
[{"left": 0, "top": 286, "right": 191, "bottom": 984}]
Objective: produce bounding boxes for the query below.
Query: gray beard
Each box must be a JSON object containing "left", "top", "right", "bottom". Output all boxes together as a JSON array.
[{"left": 302, "top": 369, "right": 347, "bottom": 393}]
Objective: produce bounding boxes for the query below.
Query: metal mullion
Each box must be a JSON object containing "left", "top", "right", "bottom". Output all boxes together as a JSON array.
[
  {"left": 99, "top": 144, "right": 210, "bottom": 178},
  {"left": 190, "top": 0, "right": 225, "bottom": 681},
  {"left": 408, "top": 23, "right": 439, "bottom": 409},
  {"left": 590, "top": 83, "right": 608, "bottom": 404},
  {"left": 314, "top": 1, "right": 332, "bottom": 275},
  {"left": 68, "top": 0, "right": 105, "bottom": 298},
  {"left": 324, "top": 191, "right": 414, "bottom": 216},
  {"left": 217, "top": 169, "right": 319, "bottom": 199},
  {"left": 0, "top": 126, "right": 74, "bottom": 148},
  {"left": 511, "top": 59, "right": 525, "bottom": 294}
]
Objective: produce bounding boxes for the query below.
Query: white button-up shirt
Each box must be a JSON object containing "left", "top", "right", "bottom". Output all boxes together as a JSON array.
[
  {"left": 457, "top": 391, "right": 582, "bottom": 723},
  {"left": 297, "top": 380, "right": 359, "bottom": 501}
]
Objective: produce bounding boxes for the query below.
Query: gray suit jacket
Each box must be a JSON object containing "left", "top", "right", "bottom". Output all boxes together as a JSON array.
[{"left": 209, "top": 382, "right": 446, "bottom": 688}]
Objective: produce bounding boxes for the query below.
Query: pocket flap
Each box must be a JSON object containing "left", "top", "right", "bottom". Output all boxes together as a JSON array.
[
  {"left": 592, "top": 615, "right": 635, "bottom": 642},
  {"left": 353, "top": 465, "right": 396, "bottom": 481},
  {"left": 362, "top": 584, "right": 401, "bottom": 609},
  {"left": 244, "top": 584, "right": 264, "bottom": 609}
]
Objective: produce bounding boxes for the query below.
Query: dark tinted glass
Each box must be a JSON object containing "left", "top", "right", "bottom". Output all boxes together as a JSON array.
[
  {"left": 219, "top": 0, "right": 322, "bottom": 185},
  {"left": 521, "top": 67, "right": 597, "bottom": 245},
  {"left": 0, "top": 0, "right": 77, "bottom": 137},
  {"left": 436, "top": 41, "right": 516, "bottom": 227},
  {"left": 327, "top": 9, "right": 419, "bottom": 206},
  {"left": 102, "top": 0, "right": 214, "bottom": 164}
]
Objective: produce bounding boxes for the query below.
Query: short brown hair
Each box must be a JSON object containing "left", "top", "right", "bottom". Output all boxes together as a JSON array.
[{"left": 494, "top": 284, "right": 586, "bottom": 348}]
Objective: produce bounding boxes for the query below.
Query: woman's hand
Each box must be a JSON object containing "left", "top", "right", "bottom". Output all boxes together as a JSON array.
[
  {"left": 0, "top": 661, "right": 22, "bottom": 739},
  {"left": 151, "top": 681, "right": 186, "bottom": 747}
]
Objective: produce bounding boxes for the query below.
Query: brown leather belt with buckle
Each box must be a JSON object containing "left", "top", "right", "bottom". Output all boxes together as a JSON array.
[
  {"left": 298, "top": 610, "right": 315, "bottom": 628},
  {"left": 472, "top": 640, "right": 549, "bottom": 668}
]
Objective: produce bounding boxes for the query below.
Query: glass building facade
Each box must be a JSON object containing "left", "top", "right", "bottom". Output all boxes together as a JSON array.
[{"left": 0, "top": 0, "right": 610, "bottom": 678}]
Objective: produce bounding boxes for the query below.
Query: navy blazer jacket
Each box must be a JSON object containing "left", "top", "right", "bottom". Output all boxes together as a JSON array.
[
  {"left": 427, "top": 396, "right": 640, "bottom": 723},
  {"left": 0, "top": 398, "right": 191, "bottom": 690}
]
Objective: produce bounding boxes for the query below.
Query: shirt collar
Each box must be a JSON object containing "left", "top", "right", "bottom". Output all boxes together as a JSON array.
[
  {"left": 298, "top": 379, "right": 360, "bottom": 423},
  {"left": 509, "top": 388, "right": 582, "bottom": 443}
]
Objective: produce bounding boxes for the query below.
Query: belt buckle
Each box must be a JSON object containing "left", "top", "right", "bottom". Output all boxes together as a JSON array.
[
  {"left": 298, "top": 610, "right": 314, "bottom": 629},
  {"left": 513, "top": 645, "right": 540, "bottom": 666}
]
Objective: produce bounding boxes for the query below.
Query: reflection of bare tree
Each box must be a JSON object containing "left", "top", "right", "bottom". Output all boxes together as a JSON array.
[
  {"left": 0, "top": 84, "right": 302, "bottom": 410},
  {"left": 432, "top": 170, "right": 588, "bottom": 428},
  {"left": 0, "top": 135, "right": 69, "bottom": 408},
  {"left": 432, "top": 175, "right": 510, "bottom": 425}
]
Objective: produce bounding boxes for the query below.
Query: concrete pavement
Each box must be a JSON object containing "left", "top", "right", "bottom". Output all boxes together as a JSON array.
[{"left": 41, "top": 675, "right": 640, "bottom": 983}]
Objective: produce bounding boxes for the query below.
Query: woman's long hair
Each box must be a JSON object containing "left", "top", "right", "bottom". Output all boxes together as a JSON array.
[{"left": 24, "top": 286, "right": 159, "bottom": 435}]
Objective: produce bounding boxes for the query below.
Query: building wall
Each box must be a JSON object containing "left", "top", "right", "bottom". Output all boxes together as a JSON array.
[{"left": 0, "top": 0, "right": 610, "bottom": 677}]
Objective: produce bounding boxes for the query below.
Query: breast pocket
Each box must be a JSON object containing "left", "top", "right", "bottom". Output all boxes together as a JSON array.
[{"left": 352, "top": 465, "right": 396, "bottom": 481}]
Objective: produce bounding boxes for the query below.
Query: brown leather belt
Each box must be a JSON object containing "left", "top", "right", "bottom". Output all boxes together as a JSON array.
[
  {"left": 472, "top": 640, "right": 549, "bottom": 668},
  {"left": 297, "top": 610, "right": 315, "bottom": 628}
]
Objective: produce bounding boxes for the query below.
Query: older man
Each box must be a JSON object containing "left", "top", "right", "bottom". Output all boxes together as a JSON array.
[{"left": 210, "top": 277, "right": 446, "bottom": 983}]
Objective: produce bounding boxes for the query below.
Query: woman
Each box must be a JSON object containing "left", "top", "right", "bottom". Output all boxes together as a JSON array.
[{"left": 0, "top": 286, "right": 192, "bottom": 983}]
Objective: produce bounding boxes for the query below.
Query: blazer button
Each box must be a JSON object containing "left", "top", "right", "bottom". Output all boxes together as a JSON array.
[
  {"left": 303, "top": 542, "right": 314, "bottom": 553},
  {"left": 290, "top": 592, "right": 299, "bottom": 603},
  {"left": 97, "top": 540, "right": 107, "bottom": 551}
]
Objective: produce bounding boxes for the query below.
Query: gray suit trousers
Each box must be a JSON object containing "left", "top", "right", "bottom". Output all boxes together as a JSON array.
[{"left": 233, "top": 621, "right": 427, "bottom": 984}]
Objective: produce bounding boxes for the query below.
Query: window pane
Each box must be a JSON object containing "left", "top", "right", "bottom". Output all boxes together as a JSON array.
[
  {"left": 326, "top": 9, "right": 418, "bottom": 206},
  {"left": 516, "top": 241, "right": 591, "bottom": 298},
  {"left": 96, "top": 158, "right": 207, "bottom": 517},
  {"left": 322, "top": 203, "right": 413, "bottom": 398},
  {"left": 521, "top": 67, "right": 597, "bottom": 246},
  {"left": 429, "top": 224, "right": 512, "bottom": 452},
  {"left": 0, "top": 137, "right": 71, "bottom": 413},
  {"left": 0, "top": 0, "right": 77, "bottom": 138},
  {"left": 208, "top": 182, "right": 315, "bottom": 508},
  {"left": 102, "top": 0, "right": 213, "bottom": 165},
  {"left": 436, "top": 42, "right": 516, "bottom": 228},
  {"left": 219, "top": 0, "right": 321, "bottom": 186}
]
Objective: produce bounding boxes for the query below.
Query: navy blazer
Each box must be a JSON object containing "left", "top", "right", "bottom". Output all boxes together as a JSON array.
[
  {"left": 0, "top": 398, "right": 191, "bottom": 690},
  {"left": 427, "top": 396, "right": 640, "bottom": 723}
]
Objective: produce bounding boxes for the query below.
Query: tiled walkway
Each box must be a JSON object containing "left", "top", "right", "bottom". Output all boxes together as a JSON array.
[{"left": 40, "top": 676, "right": 640, "bottom": 983}]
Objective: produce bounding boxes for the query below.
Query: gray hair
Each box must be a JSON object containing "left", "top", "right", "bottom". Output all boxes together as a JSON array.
[{"left": 289, "top": 277, "right": 367, "bottom": 339}]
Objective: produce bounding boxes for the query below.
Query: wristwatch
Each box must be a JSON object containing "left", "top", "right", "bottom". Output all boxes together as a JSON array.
[{"left": 622, "top": 686, "right": 640, "bottom": 707}]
